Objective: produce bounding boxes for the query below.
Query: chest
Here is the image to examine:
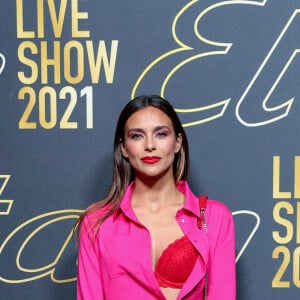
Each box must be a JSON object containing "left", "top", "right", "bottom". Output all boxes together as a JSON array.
[{"left": 133, "top": 207, "right": 186, "bottom": 268}]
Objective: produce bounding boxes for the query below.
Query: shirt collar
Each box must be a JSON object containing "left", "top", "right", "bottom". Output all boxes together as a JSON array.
[
  {"left": 176, "top": 181, "right": 201, "bottom": 217},
  {"left": 115, "top": 181, "right": 139, "bottom": 222}
]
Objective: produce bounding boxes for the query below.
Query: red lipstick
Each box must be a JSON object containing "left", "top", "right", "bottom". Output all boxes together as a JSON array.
[{"left": 141, "top": 156, "right": 161, "bottom": 164}]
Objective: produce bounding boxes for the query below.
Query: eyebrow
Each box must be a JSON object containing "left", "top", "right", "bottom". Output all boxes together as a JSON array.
[{"left": 127, "top": 125, "right": 171, "bottom": 134}]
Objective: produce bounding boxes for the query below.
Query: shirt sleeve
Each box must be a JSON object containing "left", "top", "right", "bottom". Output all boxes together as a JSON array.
[
  {"left": 207, "top": 204, "right": 236, "bottom": 300},
  {"left": 77, "top": 214, "right": 104, "bottom": 300}
]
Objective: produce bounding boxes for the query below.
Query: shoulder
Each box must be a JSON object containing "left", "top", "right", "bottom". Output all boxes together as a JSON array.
[
  {"left": 180, "top": 181, "right": 233, "bottom": 222},
  {"left": 80, "top": 202, "right": 112, "bottom": 238},
  {"left": 207, "top": 199, "right": 232, "bottom": 216},
  {"left": 206, "top": 198, "right": 234, "bottom": 227}
]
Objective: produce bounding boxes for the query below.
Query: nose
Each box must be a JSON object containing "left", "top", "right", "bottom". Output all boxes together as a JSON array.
[{"left": 145, "top": 136, "right": 156, "bottom": 152}]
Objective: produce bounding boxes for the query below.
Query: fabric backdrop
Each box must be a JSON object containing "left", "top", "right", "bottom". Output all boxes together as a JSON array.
[{"left": 1, "top": 0, "right": 299, "bottom": 299}]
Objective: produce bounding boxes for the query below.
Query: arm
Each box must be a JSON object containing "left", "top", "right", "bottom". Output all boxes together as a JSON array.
[
  {"left": 207, "top": 205, "right": 236, "bottom": 300},
  {"left": 77, "top": 215, "right": 104, "bottom": 300}
]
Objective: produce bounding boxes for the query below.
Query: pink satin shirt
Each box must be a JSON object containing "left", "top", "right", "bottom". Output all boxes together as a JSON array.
[{"left": 77, "top": 181, "right": 236, "bottom": 299}]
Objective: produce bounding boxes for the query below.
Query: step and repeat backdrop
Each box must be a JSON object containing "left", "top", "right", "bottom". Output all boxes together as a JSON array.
[{"left": 1, "top": 0, "right": 300, "bottom": 299}]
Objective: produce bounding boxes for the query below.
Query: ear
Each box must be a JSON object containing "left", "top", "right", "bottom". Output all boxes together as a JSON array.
[
  {"left": 175, "top": 133, "right": 182, "bottom": 153},
  {"left": 120, "top": 140, "right": 129, "bottom": 158}
]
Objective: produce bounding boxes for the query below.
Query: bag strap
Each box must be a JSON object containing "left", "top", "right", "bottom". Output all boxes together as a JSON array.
[
  {"left": 198, "top": 195, "right": 208, "bottom": 300},
  {"left": 197, "top": 195, "right": 207, "bottom": 231}
]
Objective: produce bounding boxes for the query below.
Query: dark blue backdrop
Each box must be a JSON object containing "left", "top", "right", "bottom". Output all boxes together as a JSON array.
[{"left": 1, "top": 0, "right": 300, "bottom": 299}]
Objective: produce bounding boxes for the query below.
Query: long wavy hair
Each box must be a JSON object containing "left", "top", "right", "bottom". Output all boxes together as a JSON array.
[{"left": 74, "top": 95, "right": 189, "bottom": 235}]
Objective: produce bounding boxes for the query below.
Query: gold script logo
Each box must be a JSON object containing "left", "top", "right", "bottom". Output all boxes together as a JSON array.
[{"left": 0, "top": 209, "right": 83, "bottom": 284}]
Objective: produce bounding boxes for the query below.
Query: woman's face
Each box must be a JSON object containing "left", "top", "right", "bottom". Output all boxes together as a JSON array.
[{"left": 121, "top": 106, "right": 182, "bottom": 180}]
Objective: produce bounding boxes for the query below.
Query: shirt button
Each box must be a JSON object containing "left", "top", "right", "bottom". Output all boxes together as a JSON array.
[{"left": 180, "top": 218, "right": 185, "bottom": 223}]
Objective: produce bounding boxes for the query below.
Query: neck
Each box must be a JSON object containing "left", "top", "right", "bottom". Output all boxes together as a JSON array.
[{"left": 132, "top": 173, "right": 183, "bottom": 207}]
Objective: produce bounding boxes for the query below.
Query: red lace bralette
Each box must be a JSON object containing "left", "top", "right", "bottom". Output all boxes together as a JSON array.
[{"left": 154, "top": 236, "right": 198, "bottom": 288}]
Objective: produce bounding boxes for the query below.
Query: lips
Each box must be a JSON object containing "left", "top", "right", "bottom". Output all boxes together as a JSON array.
[{"left": 141, "top": 156, "right": 161, "bottom": 164}]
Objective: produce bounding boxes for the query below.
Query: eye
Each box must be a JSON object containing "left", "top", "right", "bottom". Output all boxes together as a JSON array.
[
  {"left": 129, "top": 133, "right": 143, "bottom": 140},
  {"left": 156, "top": 130, "right": 168, "bottom": 138}
]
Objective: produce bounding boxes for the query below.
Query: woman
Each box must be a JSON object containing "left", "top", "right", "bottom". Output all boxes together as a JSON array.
[{"left": 76, "top": 95, "right": 236, "bottom": 300}]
